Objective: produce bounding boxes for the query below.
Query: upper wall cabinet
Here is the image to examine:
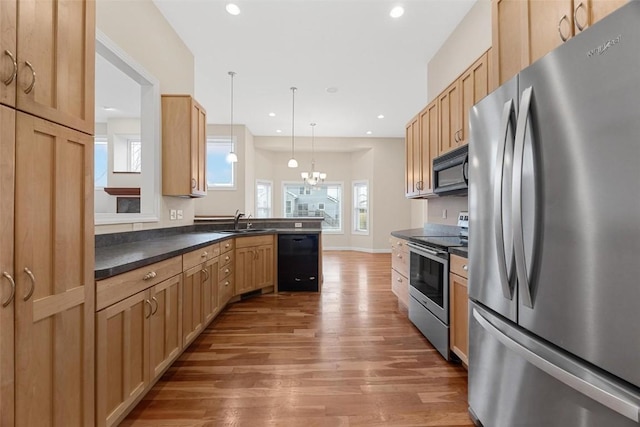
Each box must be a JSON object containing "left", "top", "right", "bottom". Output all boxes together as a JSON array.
[
  {"left": 491, "top": 0, "right": 626, "bottom": 88},
  {"left": 0, "top": 0, "right": 95, "bottom": 135},
  {"left": 161, "top": 95, "right": 207, "bottom": 198}
]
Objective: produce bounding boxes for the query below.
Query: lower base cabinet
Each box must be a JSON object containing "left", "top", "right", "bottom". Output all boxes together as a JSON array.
[
  {"left": 449, "top": 254, "right": 469, "bottom": 365},
  {"left": 235, "top": 235, "right": 274, "bottom": 295}
]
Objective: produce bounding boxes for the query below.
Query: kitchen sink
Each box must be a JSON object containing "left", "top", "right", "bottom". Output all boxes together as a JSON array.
[{"left": 217, "top": 229, "right": 272, "bottom": 234}]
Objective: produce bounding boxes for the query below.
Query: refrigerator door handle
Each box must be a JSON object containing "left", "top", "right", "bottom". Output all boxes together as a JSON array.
[
  {"left": 473, "top": 308, "right": 640, "bottom": 423},
  {"left": 494, "top": 99, "right": 515, "bottom": 300},
  {"left": 513, "top": 86, "right": 534, "bottom": 308}
]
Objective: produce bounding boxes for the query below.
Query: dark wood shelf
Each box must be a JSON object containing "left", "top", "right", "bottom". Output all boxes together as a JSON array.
[{"left": 103, "top": 187, "right": 140, "bottom": 196}]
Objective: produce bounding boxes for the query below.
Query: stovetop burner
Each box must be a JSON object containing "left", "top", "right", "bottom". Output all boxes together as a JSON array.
[{"left": 410, "top": 235, "right": 468, "bottom": 250}]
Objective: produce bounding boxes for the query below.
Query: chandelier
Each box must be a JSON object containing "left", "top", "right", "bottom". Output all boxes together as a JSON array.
[{"left": 301, "top": 122, "right": 327, "bottom": 186}]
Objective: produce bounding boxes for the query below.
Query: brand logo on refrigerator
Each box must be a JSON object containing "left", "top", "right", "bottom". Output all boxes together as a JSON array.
[{"left": 587, "top": 35, "right": 622, "bottom": 57}]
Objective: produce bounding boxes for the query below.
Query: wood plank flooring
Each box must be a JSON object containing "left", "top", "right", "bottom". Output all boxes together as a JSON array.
[{"left": 122, "top": 251, "right": 473, "bottom": 427}]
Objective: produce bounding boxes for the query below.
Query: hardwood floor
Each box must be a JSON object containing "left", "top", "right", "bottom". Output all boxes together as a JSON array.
[{"left": 121, "top": 251, "right": 473, "bottom": 427}]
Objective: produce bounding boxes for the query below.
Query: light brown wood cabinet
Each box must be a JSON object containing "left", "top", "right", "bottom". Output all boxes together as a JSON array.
[
  {"left": 218, "top": 241, "right": 235, "bottom": 306},
  {"left": 182, "top": 244, "right": 221, "bottom": 347},
  {"left": 405, "top": 115, "right": 420, "bottom": 197},
  {"left": 438, "top": 81, "right": 461, "bottom": 156},
  {"left": 459, "top": 52, "right": 490, "bottom": 147},
  {"left": 449, "top": 254, "right": 469, "bottom": 366},
  {"left": 235, "top": 235, "right": 275, "bottom": 296},
  {"left": 492, "top": 0, "right": 625, "bottom": 88},
  {"left": 390, "top": 236, "right": 409, "bottom": 309},
  {"left": 0, "top": 0, "right": 95, "bottom": 134},
  {"left": 161, "top": 95, "right": 207, "bottom": 198},
  {"left": 96, "top": 257, "right": 183, "bottom": 427}
]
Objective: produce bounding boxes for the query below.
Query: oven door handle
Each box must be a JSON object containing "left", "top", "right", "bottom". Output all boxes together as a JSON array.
[{"left": 407, "top": 242, "right": 447, "bottom": 258}]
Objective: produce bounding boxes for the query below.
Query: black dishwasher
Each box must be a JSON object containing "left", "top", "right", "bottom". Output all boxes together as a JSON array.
[{"left": 278, "top": 234, "right": 319, "bottom": 292}]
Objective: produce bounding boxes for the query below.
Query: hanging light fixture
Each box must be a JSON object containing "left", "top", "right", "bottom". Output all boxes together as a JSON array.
[
  {"left": 226, "top": 71, "right": 238, "bottom": 163},
  {"left": 287, "top": 87, "right": 298, "bottom": 168},
  {"left": 301, "top": 122, "right": 327, "bottom": 186}
]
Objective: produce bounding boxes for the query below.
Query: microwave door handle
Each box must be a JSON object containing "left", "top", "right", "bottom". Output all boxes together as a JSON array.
[
  {"left": 513, "top": 86, "right": 534, "bottom": 309},
  {"left": 494, "top": 99, "right": 515, "bottom": 300}
]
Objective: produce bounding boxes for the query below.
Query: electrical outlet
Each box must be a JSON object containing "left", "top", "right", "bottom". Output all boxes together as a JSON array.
[
  {"left": 170, "top": 209, "right": 177, "bottom": 220},
  {"left": 177, "top": 210, "right": 183, "bottom": 220},
  {"left": 442, "top": 209, "right": 447, "bottom": 219},
  {"left": 294, "top": 222, "right": 302, "bottom": 228}
]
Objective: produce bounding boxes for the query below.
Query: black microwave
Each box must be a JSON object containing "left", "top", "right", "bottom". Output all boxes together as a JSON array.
[{"left": 433, "top": 144, "right": 468, "bottom": 196}]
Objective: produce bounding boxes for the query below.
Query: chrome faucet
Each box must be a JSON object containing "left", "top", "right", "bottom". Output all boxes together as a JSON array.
[
  {"left": 246, "top": 214, "right": 253, "bottom": 230},
  {"left": 233, "top": 209, "right": 245, "bottom": 230}
]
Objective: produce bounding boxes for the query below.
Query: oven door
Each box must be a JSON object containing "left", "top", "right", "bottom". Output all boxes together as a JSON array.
[{"left": 408, "top": 242, "right": 449, "bottom": 324}]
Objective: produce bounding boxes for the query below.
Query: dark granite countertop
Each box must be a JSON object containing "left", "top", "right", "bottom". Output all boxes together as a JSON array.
[
  {"left": 95, "top": 228, "right": 321, "bottom": 280},
  {"left": 391, "top": 227, "right": 468, "bottom": 258}
]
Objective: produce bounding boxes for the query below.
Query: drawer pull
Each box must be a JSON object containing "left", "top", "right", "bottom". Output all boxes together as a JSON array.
[
  {"left": 225, "top": 256, "right": 230, "bottom": 262},
  {"left": 310, "top": 276, "right": 316, "bottom": 280},
  {"left": 143, "top": 271, "right": 157, "bottom": 281},
  {"left": 225, "top": 243, "right": 230, "bottom": 248},
  {"left": 224, "top": 281, "right": 230, "bottom": 287},
  {"left": 201, "top": 251, "right": 208, "bottom": 258},
  {"left": 397, "top": 254, "right": 402, "bottom": 259},
  {"left": 1, "top": 272, "right": 15, "bottom": 307},
  {"left": 463, "top": 264, "right": 468, "bottom": 271},
  {"left": 224, "top": 268, "right": 230, "bottom": 274},
  {"left": 397, "top": 277, "right": 402, "bottom": 283},
  {"left": 295, "top": 278, "right": 301, "bottom": 282}
]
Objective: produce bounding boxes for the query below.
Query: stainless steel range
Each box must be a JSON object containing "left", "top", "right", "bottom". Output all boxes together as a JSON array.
[{"left": 407, "top": 213, "right": 468, "bottom": 360}]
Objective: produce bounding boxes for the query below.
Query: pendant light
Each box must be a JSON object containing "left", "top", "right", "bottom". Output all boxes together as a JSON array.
[
  {"left": 287, "top": 86, "right": 298, "bottom": 168},
  {"left": 301, "top": 123, "right": 326, "bottom": 186},
  {"left": 226, "top": 71, "right": 238, "bottom": 163}
]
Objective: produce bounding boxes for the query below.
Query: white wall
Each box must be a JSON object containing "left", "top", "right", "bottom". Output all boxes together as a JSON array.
[
  {"left": 413, "top": 0, "right": 491, "bottom": 227},
  {"left": 96, "top": 0, "right": 196, "bottom": 234}
]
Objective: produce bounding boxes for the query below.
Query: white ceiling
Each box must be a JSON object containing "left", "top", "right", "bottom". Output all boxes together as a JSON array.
[{"left": 152, "top": 0, "right": 477, "bottom": 140}]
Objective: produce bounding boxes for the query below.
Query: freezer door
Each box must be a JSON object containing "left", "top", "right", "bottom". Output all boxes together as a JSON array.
[
  {"left": 469, "top": 302, "right": 640, "bottom": 427},
  {"left": 468, "top": 76, "right": 518, "bottom": 322},
  {"left": 513, "top": 2, "right": 640, "bottom": 388}
]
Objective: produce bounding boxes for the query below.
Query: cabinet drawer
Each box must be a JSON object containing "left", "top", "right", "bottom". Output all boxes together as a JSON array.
[
  {"left": 389, "top": 236, "right": 408, "bottom": 252},
  {"left": 183, "top": 243, "right": 220, "bottom": 271},
  {"left": 96, "top": 256, "right": 182, "bottom": 311},
  {"left": 235, "top": 234, "right": 273, "bottom": 249},
  {"left": 220, "top": 251, "right": 233, "bottom": 267},
  {"left": 450, "top": 254, "right": 468, "bottom": 279},
  {"left": 219, "top": 275, "right": 234, "bottom": 306},
  {"left": 391, "top": 270, "right": 409, "bottom": 308},
  {"left": 220, "top": 238, "right": 234, "bottom": 253},
  {"left": 219, "top": 263, "right": 232, "bottom": 280},
  {"left": 391, "top": 246, "right": 409, "bottom": 277}
]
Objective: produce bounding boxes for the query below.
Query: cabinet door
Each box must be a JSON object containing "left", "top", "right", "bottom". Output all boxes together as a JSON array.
[
  {"left": 202, "top": 257, "right": 219, "bottom": 325},
  {"left": 0, "top": 1, "right": 16, "bottom": 107},
  {"left": 404, "top": 116, "right": 420, "bottom": 197},
  {"left": 234, "top": 247, "right": 255, "bottom": 295},
  {"left": 419, "top": 102, "right": 437, "bottom": 194},
  {"left": 460, "top": 52, "right": 489, "bottom": 147},
  {"left": 192, "top": 101, "right": 207, "bottom": 196},
  {"left": 450, "top": 273, "right": 469, "bottom": 366},
  {"left": 525, "top": 0, "right": 574, "bottom": 65},
  {"left": 14, "top": 112, "right": 94, "bottom": 426},
  {"left": 182, "top": 264, "right": 204, "bottom": 347},
  {"left": 149, "top": 275, "right": 182, "bottom": 380},
  {"left": 254, "top": 244, "right": 274, "bottom": 290},
  {"left": 438, "top": 81, "right": 461, "bottom": 155},
  {"left": 0, "top": 106, "right": 14, "bottom": 427},
  {"left": 16, "top": 0, "right": 94, "bottom": 134},
  {"left": 96, "top": 290, "right": 150, "bottom": 427},
  {"left": 573, "top": 0, "right": 626, "bottom": 34},
  {"left": 492, "top": 0, "right": 523, "bottom": 87}
]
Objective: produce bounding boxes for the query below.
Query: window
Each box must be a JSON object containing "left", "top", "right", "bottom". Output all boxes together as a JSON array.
[
  {"left": 128, "top": 139, "right": 141, "bottom": 172},
  {"left": 283, "top": 182, "right": 342, "bottom": 232},
  {"left": 94, "top": 137, "right": 108, "bottom": 188},
  {"left": 206, "top": 138, "right": 235, "bottom": 188},
  {"left": 256, "top": 180, "right": 272, "bottom": 218},
  {"left": 353, "top": 181, "right": 369, "bottom": 234}
]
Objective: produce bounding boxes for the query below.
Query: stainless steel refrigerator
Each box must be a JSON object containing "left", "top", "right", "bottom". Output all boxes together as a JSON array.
[{"left": 468, "top": 2, "right": 640, "bottom": 426}]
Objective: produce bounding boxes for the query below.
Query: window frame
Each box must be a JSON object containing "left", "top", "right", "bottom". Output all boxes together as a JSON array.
[
  {"left": 94, "top": 136, "right": 109, "bottom": 189},
  {"left": 352, "top": 180, "right": 369, "bottom": 235},
  {"left": 282, "top": 181, "right": 344, "bottom": 234},
  {"left": 206, "top": 136, "right": 236, "bottom": 190}
]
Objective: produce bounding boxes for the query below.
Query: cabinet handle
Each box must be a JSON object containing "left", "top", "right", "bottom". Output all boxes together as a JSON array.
[
  {"left": 574, "top": 2, "right": 586, "bottom": 32},
  {"left": 397, "top": 277, "right": 402, "bottom": 283},
  {"left": 151, "top": 296, "right": 159, "bottom": 315},
  {"left": 201, "top": 268, "right": 209, "bottom": 282},
  {"left": 558, "top": 14, "right": 570, "bottom": 42},
  {"left": 458, "top": 129, "right": 463, "bottom": 142},
  {"left": 310, "top": 276, "right": 316, "bottom": 280},
  {"left": 396, "top": 253, "right": 402, "bottom": 259},
  {"left": 1, "top": 272, "right": 15, "bottom": 307},
  {"left": 145, "top": 299, "right": 152, "bottom": 319},
  {"left": 454, "top": 131, "right": 459, "bottom": 143},
  {"left": 23, "top": 61, "right": 36, "bottom": 94},
  {"left": 397, "top": 241, "right": 403, "bottom": 246},
  {"left": 143, "top": 271, "right": 157, "bottom": 281},
  {"left": 463, "top": 264, "right": 468, "bottom": 271},
  {"left": 225, "top": 243, "right": 230, "bottom": 248},
  {"left": 201, "top": 251, "right": 208, "bottom": 258},
  {"left": 23, "top": 267, "right": 35, "bottom": 301},
  {"left": 191, "top": 178, "right": 197, "bottom": 189},
  {"left": 3, "top": 50, "right": 17, "bottom": 86},
  {"left": 224, "top": 268, "right": 230, "bottom": 274},
  {"left": 225, "top": 256, "right": 230, "bottom": 262},
  {"left": 295, "top": 278, "right": 301, "bottom": 282},
  {"left": 224, "top": 281, "right": 230, "bottom": 287}
]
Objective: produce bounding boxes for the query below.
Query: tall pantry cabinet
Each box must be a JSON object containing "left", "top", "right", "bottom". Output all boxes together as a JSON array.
[{"left": 0, "top": 0, "right": 95, "bottom": 426}]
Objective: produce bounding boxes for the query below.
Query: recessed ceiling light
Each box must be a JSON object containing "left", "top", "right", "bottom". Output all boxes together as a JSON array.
[
  {"left": 326, "top": 87, "right": 338, "bottom": 94},
  {"left": 103, "top": 106, "right": 116, "bottom": 111},
  {"left": 226, "top": 3, "right": 241, "bottom": 15},
  {"left": 268, "top": 112, "right": 276, "bottom": 117},
  {"left": 366, "top": 131, "right": 373, "bottom": 135},
  {"left": 276, "top": 129, "right": 282, "bottom": 133},
  {"left": 377, "top": 114, "right": 385, "bottom": 119},
  {"left": 390, "top": 6, "right": 404, "bottom": 18}
]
